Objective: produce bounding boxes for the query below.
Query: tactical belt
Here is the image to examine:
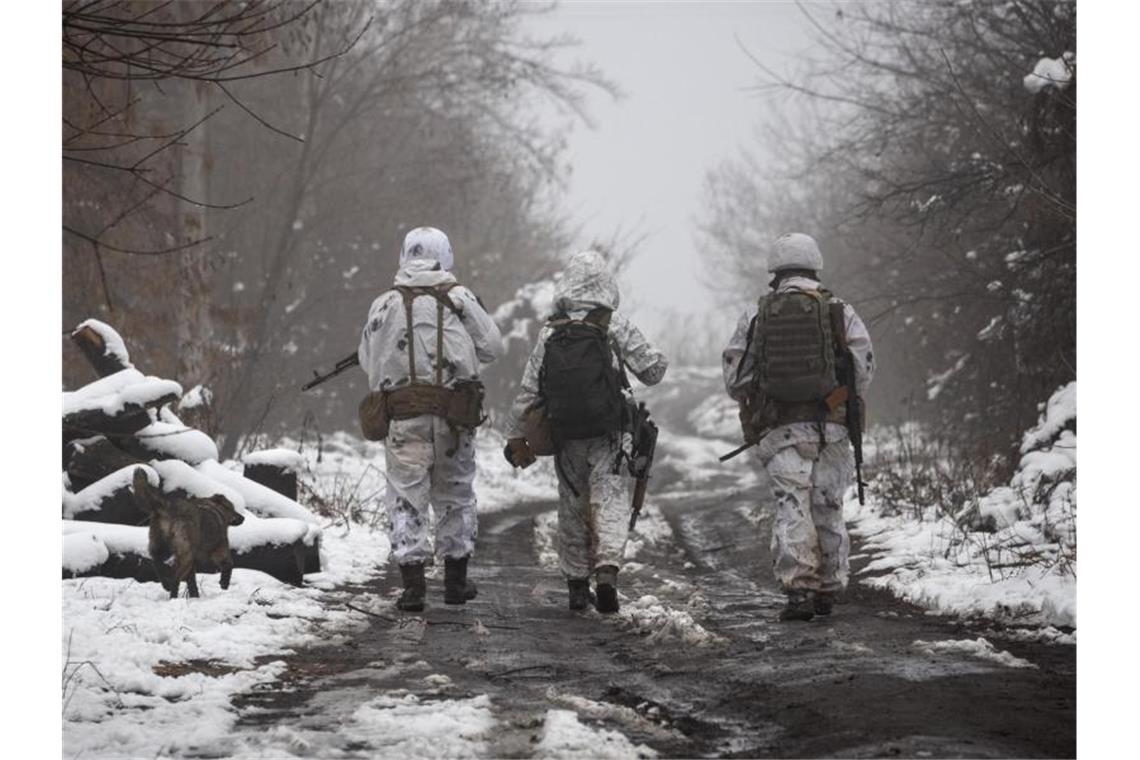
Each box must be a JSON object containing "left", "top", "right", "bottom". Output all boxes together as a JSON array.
[{"left": 357, "top": 283, "right": 485, "bottom": 441}]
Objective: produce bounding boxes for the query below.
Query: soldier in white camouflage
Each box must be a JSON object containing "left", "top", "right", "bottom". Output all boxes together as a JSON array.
[
  {"left": 503, "top": 250, "right": 668, "bottom": 613},
  {"left": 722, "top": 233, "right": 875, "bottom": 621},
  {"left": 358, "top": 227, "right": 504, "bottom": 611}
]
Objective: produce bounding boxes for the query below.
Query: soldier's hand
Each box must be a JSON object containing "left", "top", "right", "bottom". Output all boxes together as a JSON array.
[{"left": 505, "top": 437, "right": 537, "bottom": 469}]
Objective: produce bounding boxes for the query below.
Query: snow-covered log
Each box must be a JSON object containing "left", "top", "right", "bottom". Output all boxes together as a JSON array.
[
  {"left": 117, "top": 408, "right": 219, "bottom": 465},
  {"left": 64, "top": 436, "right": 147, "bottom": 491},
  {"left": 197, "top": 459, "right": 321, "bottom": 573},
  {"left": 62, "top": 369, "right": 182, "bottom": 445},
  {"left": 70, "top": 319, "right": 133, "bottom": 377},
  {"left": 62, "top": 464, "right": 156, "bottom": 525},
  {"left": 62, "top": 515, "right": 320, "bottom": 586},
  {"left": 242, "top": 448, "right": 304, "bottom": 501}
]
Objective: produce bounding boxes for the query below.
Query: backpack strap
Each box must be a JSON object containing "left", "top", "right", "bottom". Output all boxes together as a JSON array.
[
  {"left": 397, "top": 288, "right": 419, "bottom": 384},
  {"left": 828, "top": 299, "right": 848, "bottom": 353},
  {"left": 735, "top": 295, "right": 766, "bottom": 389},
  {"left": 394, "top": 283, "right": 464, "bottom": 386}
]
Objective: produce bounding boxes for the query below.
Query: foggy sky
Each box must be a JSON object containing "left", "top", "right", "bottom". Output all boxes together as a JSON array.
[{"left": 530, "top": 1, "right": 817, "bottom": 332}]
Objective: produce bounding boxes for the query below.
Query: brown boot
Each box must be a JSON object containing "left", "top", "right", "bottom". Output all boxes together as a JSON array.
[{"left": 396, "top": 562, "right": 426, "bottom": 612}]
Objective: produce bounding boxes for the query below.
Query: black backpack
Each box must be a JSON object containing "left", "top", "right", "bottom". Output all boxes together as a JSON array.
[{"left": 539, "top": 308, "right": 628, "bottom": 444}]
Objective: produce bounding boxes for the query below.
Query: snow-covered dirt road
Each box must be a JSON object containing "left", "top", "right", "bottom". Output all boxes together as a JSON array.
[{"left": 227, "top": 487, "right": 1074, "bottom": 759}]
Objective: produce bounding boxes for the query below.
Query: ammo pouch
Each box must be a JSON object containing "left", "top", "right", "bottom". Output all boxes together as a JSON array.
[
  {"left": 358, "top": 382, "right": 485, "bottom": 442},
  {"left": 523, "top": 404, "right": 555, "bottom": 456},
  {"left": 358, "top": 391, "right": 391, "bottom": 441}
]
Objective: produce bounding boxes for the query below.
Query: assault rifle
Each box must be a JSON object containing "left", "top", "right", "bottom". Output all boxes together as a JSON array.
[
  {"left": 830, "top": 303, "right": 866, "bottom": 505},
  {"left": 301, "top": 352, "right": 360, "bottom": 391},
  {"left": 627, "top": 401, "right": 659, "bottom": 531}
]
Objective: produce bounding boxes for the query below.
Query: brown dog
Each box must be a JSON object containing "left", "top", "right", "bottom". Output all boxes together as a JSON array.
[{"left": 131, "top": 469, "right": 245, "bottom": 598}]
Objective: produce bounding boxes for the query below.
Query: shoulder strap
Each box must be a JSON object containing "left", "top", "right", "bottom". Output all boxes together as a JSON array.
[
  {"left": 396, "top": 287, "right": 419, "bottom": 384},
  {"left": 395, "top": 284, "right": 465, "bottom": 386},
  {"left": 829, "top": 300, "right": 849, "bottom": 353},
  {"left": 734, "top": 296, "right": 766, "bottom": 388}
]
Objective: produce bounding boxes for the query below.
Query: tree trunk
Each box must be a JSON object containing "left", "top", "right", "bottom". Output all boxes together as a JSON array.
[{"left": 175, "top": 77, "right": 214, "bottom": 389}]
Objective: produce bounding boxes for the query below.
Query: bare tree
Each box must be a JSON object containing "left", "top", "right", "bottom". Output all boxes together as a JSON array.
[{"left": 700, "top": 1, "right": 1075, "bottom": 477}]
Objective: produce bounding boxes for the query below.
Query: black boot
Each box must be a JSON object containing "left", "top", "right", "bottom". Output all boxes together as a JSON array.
[
  {"left": 778, "top": 590, "right": 816, "bottom": 622},
  {"left": 814, "top": 591, "right": 835, "bottom": 616},
  {"left": 567, "top": 578, "right": 592, "bottom": 610},
  {"left": 396, "top": 562, "right": 426, "bottom": 612},
  {"left": 595, "top": 565, "right": 620, "bottom": 614},
  {"left": 443, "top": 556, "right": 477, "bottom": 605}
]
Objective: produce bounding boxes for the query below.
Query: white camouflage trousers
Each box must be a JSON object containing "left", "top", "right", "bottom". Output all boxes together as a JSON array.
[
  {"left": 382, "top": 415, "right": 478, "bottom": 565},
  {"left": 761, "top": 434, "right": 854, "bottom": 593},
  {"left": 555, "top": 434, "right": 630, "bottom": 580}
]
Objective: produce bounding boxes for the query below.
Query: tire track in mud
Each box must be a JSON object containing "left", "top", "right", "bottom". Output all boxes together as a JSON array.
[{"left": 228, "top": 489, "right": 1074, "bottom": 759}]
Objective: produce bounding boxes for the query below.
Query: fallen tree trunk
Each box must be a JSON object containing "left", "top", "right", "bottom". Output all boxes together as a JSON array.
[
  {"left": 65, "top": 436, "right": 147, "bottom": 492},
  {"left": 62, "top": 392, "right": 180, "bottom": 448},
  {"left": 62, "top": 520, "right": 314, "bottom": 587},
  {"left": 71, "top": 321, "right": 132, "bottom": 378}
]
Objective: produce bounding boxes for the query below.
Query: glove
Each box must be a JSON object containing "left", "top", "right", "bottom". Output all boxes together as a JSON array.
[{"left": 504, "top": 437, "right": 537, "bottom": 469}]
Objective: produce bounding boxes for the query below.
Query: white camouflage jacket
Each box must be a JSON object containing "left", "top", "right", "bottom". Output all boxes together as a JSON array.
[
  {"left": 505, "top": 251, "right": 668, "bottom": 439},
  {"left": 721, "top": 275, "right": 875, "bottom": 453},
  {"left": 358, "top": 260, "right": 504, "bottom": 392}
]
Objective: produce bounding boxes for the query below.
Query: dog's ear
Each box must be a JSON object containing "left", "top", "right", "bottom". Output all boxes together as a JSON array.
[
  {"left": 132, "top": 468, "right": 159, "bottom": 512},
  {"left": 210, "top": 495, "right": 245, "bottom": 526}
]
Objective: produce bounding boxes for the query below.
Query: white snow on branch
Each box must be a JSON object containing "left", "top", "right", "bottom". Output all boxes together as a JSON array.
[
  {"left": 1023, "top": 52, "right": 1074, "bottom": 94},
  {"left": 178, "top": 384, "right": 213, "bottom": 410},
  {"left": 926, "top": 354, "right": 969, "bottom": 401}
]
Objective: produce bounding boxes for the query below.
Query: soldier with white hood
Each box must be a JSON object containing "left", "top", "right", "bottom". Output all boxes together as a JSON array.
[
  {"left": 502, "top": 250, "right": 668, "bottom": 613},
  {"left": 358, "top": 227, "right": 504, "bottom": 612},
  {"left": 722, "top": 233, "right": 874, "bottom": 621}
]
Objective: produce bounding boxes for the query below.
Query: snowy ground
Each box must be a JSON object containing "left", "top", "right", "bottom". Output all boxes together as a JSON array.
[
  {"left": 846, "top": 383, "right": 1076, "bottom": 634},
  {"left": 62, "top": 428, "right": 557, "bottom": 758},
  {"left": 62, "top": 370, "right": 1075, "bottom": 756}
]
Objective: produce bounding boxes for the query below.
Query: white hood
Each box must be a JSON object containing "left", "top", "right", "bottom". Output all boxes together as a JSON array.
[
  {"left": 400, "top": 227, "right": 454, "bottom": 271},
  {"left": 394, "top": 258, "right": 456, "bottom": 288},
  {"left": 554, "top": 250, "right": 620, "bottom": 312}
]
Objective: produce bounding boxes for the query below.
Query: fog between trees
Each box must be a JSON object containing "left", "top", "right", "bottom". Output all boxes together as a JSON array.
[
  {"left": 63, "top": 1, "right": 1075, "bottom": 481},
  {"left": 700, "top": 1, "right": 1074, "bottom": 481}
]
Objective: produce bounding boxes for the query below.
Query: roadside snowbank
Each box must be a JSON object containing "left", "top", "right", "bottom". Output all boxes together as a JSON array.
[{"left": 849, "top": 382, "right": 1076, "bottom": 631}]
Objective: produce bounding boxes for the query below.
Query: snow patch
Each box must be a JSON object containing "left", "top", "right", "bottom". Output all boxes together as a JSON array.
[
  {"left": 539, "top": 708, "right": 657, "bottom": 759},
  {"left": 347, "top": 694, "right": 495, "bottom": 756},
  {"left": 621, "top": 594, "right": 723, "bottom": 647},
  {"left": 914, "top": 637, "right": 1037, "bottom": 669},
  {"left": 242, "top": 448, "right": 306, "bottom": 472}
]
